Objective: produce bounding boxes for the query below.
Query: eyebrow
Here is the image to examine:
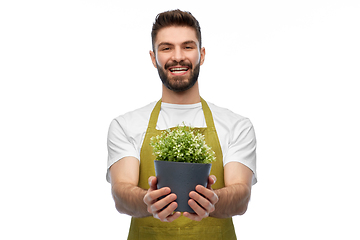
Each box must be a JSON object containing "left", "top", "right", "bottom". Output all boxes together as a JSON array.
[
  {"left": 158, "top": 42, "right": 173, "bottom": 47},
  {"left": 182, "top": 40, "right": 197, "bottom": 45},
  {"left": 157, "top": 40, "right": 197, "bottom": 48}
]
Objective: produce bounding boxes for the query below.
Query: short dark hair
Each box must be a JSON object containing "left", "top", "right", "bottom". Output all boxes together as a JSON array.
[{"left": 151, "top": 9, "right": 202, "bottom": 51}]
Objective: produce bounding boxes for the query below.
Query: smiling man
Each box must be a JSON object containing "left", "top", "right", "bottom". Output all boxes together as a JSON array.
[
  {"left": 152, "top": 26, "right": 203, "bottom": 94},
  {"left": 107, "top": 10, "right": 257, "bottom": 240}
]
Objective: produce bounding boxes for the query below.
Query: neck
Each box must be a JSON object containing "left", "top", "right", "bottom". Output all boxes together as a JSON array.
[{"left": 161, "top": 82, "right": 200, "bottom": 104}]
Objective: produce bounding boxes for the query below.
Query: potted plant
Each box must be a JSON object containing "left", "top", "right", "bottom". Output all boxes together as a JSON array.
[{"left": 150, "top": 125, "right": 216, "bottom": 213}]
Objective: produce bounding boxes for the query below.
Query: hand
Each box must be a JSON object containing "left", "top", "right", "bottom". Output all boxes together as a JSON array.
[
  {"left": 183, "top": 175, "right": 219, "bottom": 221},
  {"left": 143, "top": 176, "right": 181, "bottom": 222}
]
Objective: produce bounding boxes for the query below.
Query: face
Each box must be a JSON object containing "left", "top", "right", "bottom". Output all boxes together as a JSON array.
[{"left": 150, "top": 26, "right": 205, "bottom": 92}]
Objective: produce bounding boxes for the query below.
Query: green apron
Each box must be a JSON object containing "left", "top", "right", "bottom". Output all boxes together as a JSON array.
[{"left": 127, "top": 98, "right": 236, "bottom": 240}]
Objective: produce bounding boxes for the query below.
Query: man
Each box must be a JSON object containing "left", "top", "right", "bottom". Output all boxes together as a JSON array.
[{"left": 107, "top": 9, "right": 257, "bottom": 239}]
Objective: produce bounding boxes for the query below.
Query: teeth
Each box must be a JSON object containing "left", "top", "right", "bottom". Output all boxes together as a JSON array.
[{"left": 170, "top": 68, "right": 188, "bottom": 72}]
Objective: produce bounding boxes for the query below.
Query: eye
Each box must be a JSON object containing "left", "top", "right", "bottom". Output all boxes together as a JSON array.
[{"left": 160, "top": 46, "right": 171, "bottom": 51}]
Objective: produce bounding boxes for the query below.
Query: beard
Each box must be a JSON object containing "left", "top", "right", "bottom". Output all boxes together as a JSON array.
[{"left": 156, "top": 60, "right": 200, "bottom": 92}]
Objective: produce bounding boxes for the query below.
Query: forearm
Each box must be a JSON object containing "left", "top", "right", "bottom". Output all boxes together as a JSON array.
[
  {"left": 210, "top": 183, "right": 251, "bottom": 218},
  {"left": 111, "top": 182, "right": 151, "bottom": 218}
]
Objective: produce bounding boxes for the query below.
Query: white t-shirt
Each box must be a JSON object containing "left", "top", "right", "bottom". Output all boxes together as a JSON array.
[{"left": 107, "top": 101, "right": 257, "bottom": 184}]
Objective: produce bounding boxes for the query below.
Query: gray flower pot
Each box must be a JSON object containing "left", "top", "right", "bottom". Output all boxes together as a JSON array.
[{"left": 154, "top": 160, "right": 212, "bottom": 213}]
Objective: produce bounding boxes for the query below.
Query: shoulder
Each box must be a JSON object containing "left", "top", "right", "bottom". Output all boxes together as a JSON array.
[
  {"left": 112, "top": 101, "right": 157, "bottom": 125},
  {"left": 207, "top": 102, "right": 252, "bottom": 127},
  {"left": 206, "top": 101, "right": 255, "bottom": 144},
  {"left": 109, "top": 101, "right": 157, "bottom": 135}
]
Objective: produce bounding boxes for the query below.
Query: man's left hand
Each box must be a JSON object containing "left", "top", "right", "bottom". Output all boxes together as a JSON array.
[{"left": 183, "top": 175, "right": 219, "bottom": 221}]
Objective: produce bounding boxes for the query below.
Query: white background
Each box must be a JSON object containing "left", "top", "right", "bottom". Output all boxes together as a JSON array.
[{"left": 1, "top": 0, "right": 359, "bottom": 239}]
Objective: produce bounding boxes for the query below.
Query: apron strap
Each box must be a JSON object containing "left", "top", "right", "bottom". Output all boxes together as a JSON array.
[
  {"left": 147, "top": 99, "right": 162, "bottom": 131},
  {"left": 200, "top": 97, "right": 216, "bottom": 131}
]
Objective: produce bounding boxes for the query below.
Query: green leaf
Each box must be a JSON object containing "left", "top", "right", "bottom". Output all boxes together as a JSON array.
[{"left": 150, "top": 124, "right": 216, "bottom": 163}]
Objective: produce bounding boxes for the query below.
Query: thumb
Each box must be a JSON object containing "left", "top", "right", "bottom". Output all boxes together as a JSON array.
[
  {"left": 148, "top": 176, "right": 158, "bottom": 190},
  {"left": 207, "top": 175, "right": 217, "bottom": 189}
]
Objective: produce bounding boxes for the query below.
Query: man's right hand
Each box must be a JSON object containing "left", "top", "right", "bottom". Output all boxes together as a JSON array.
[{"left": 143, "top": 176, "right": 181, "bottom": 222}]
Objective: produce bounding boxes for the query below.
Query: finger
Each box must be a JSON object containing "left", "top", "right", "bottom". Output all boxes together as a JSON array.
[
  {"left": 183, "top": 212, "right": 201, "bottom": 221},
  {"left": 143, "top": 187, "right": 171, "bottom": 205},
  {"left": 166, "top": 211, "right": 181, "bottom": 222},
  {"left": 189, "top": 198, "right": 209, "bottom": 217},
  {"left": 155, "top": 201, "right": 179, "bottom": 222},
  {"left": 150, "top": 193, "right": 177, "bottom": 213},
  {"left": 148, "top": 176, "right": 157, "bottom": 190},
  {"left": 184, "top": 200, "right": 208, "bottom": 221},
  {"left": 195, "top": 185, "right": 219, "bottom": 204},
  {"left": 207, "top": 175, "right": 217, "bottom": 189},
  {"left": 189, "top": 190, "right": 215, "bottom": 213}
]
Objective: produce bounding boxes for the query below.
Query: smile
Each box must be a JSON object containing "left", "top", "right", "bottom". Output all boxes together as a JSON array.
[{"left": 168, "top": 67, "right": 189, "bottom": 75}]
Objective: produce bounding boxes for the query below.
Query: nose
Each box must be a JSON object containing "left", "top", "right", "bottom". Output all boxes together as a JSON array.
[{"left": 171, "top": 47, "right": 185, "bottom": 62}]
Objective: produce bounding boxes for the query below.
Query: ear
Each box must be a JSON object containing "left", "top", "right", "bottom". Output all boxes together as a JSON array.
[
  {"left": 149, "top": 50, "right": 157, "bottom": 68},
  {"left": 200, "top": 47, "right": 205, "bottom": 66}
]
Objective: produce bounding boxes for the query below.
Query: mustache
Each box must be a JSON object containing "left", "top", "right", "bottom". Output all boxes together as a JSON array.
[{"left": 165, "top": 60, "right": 192, "bottom": 70}]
